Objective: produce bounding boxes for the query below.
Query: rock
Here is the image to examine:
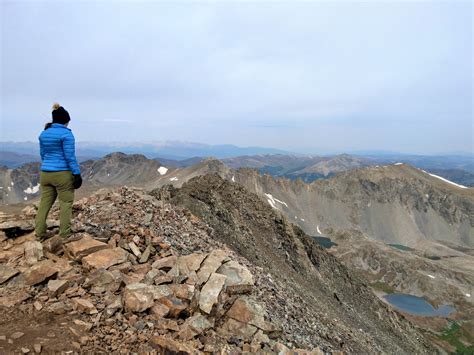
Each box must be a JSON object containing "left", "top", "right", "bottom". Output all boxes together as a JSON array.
[
  {"left": 150, "top": 335, "right": 196, "bottom": 354},
  {"left": 64, "top": 234, "right": 110, "bottom": 260},
  {"left": 42, "top": 235, "right": 62, "bottom": 254},
  {"left": 150, "top": 302, "right": 170, "bottom": 318},
  {"left": 155, "top": 318, "right": 180, "bottom": 332},
  {"left": 73, "top": 319, "right": 93, "bottom": 332},
  {"left": 123, "top": 283, "right": 155, "bottom": 313},
  {"left": 150, "top": 285, "right": 173, "bottom": 300},
  {"left": 72, "top": 298, "right": 98, "bottom": 314},
  {"left": 85, "top": 269, "right": 122, "bottom": 294},
  {"left": 217, "top": 260, "right": 254, "bottom": 287},
  {"left": 157, "top": 296, "right": 188, "bottom": 318},
  {"left": 252, "top": 329, "right": 270, "bottom": 346},
  {"left": 169, "top": 284, "right": 195, "bottom": 301},
  {"left": 33, "top": 301, "right": 43, "bottom": 311},
  {"left": 196, "top": 249, "right": 228, "bottom": 285},
  {"left": 177, "top": 253, "right": 207, "bottom": 275},
  {"left": 152, "top": 255, "right": 177, "bottom": 270},
  {"left": 105, "top": 296, "right": 123, "bottom": 317},
  {"left": 23, "top": 260, "right": 58, "bottom": 286},
  {"left": 139, "top": 244, "right": 152, "bottom": 263},
  {"left": 21, "top": 347, "right": 30, "bottom": 353},
  {"left": 226, "top": 296, "right": 268, "bottom": 330},
  {"left": 82, "top": 248, "right": 128, "bottom": 270},
  {"left": 0, "top": 289, "right": 30, "bottom": 307},
  {"left": 178, "top": 314, "right": 214, "bottom": 340},
  {"left": 49, "top": 302, "right": 68, "bottom": 315},
  {"left": 47, "top": 279, "right": 69, "bottom": 296},
  {"left": 24, "top": 241, "right": 44, "bottom": 265},
  {"left": 128, "top": 242, "right": 141, "bottom": 257},
  {"left": 218, "top": 318, "right": 258, "bottom": 340},
  {"left": 0, "top": 265, "right": 19, "bottom": 284},
  {"left": 33, "top": 344, "right": 42, "bottom": 353},
  {"left": 199, "top": 272, "right": 227, "bottom": 314},
  {"left": 11, "top": 331, "right": 24, "bottom": 339}
]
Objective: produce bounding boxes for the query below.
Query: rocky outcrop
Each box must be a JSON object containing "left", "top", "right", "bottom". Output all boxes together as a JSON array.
[{"left": 0, "top": 187, "right": 323, "bottom": 353}]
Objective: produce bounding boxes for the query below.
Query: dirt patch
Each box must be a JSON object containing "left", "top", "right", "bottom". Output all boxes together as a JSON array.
[{"left": 0, "top": 307, "right": 77, "bottom": 353}]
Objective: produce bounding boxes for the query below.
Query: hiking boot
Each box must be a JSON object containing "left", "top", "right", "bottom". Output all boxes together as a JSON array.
[
  {"left": 36, "top": 230, "right": 55, "bottom": 242},
  {"left": 62, "top": 234, "right": 84, "bottom": 244}
]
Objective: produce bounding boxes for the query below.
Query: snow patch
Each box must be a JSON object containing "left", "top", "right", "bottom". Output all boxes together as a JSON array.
[
  {"left": 466, "top": 293, "right": 471, "bottom": 298},
  {"left": 264, "top": 193, "right": 288, "bottom": 209},
  {"left": 0, "top": 187, "right": 3, "bottom": 189},
  {"left": 10, "top": 182, "right": 14, "bottom": 186},
  {"left": 107, "top": 173, "right": 110, "bottom": 177},
  {"left": 158, "top": 166, "right": 168, "bottom": 175},
  {"left": 420, "top": 169, "right": 468, "bottom": 189},
  {"left": 231, "top": 175, "right": 235, "bottom": 182},
  {"left": 317, "top": 225, "right": 322, "bottom": 235},
  {"left": 24, "top": 196, "right": 28, "bottom": 201},
  {"left": 427, "top": 274, "right": 435, "bottom": 279},
  {"left": 24, "top": 184, "right": 40, "bottom": 194},
  {"left": 170, "top": 177, "right": 178, "bottom": 182},
  {"left": 394, "top": 162, "right": 404, "bottom": 166},
  {"left": 300, "top": 218, "right": 305, "bottom": 222},
  {"left": 7, "top": 187, "right": 11, "bottom": 192}
]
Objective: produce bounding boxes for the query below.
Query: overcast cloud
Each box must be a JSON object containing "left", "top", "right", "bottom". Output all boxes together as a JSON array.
[{"left": 1, "top": 0, "right": 472, "bottom": 154}]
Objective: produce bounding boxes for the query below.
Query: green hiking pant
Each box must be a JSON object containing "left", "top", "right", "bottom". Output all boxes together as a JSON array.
[{"left": 35, "top": 171, "right": 75, "bottom": 238}]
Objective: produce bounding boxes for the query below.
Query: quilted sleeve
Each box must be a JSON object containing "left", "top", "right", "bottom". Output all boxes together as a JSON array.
[{"left": 62, "top": 130, "right": 81, "bottom": 175}]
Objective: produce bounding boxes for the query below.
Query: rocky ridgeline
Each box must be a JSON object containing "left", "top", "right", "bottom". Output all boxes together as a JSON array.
[{"left": 0, "top": 187, "right": 324, "bottom": 354}]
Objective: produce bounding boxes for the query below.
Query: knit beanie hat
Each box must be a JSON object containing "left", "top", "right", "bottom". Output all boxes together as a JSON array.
[{"left": 51, "top": 103, "right": 71, "bottom": 124}]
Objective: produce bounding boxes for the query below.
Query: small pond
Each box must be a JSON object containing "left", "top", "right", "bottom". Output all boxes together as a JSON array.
[
  {"left": 313, "top": 236, "right": 337, "bottom": 249},
  {"left": 384, "top": 293, "right": 456, "bottom": 317},
  {"left": 388, "top": 243, "right": 414, "bottom": 252}
]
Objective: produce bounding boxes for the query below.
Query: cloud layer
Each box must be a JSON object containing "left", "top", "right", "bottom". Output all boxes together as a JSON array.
[{"left": 1, "top": 1, "right": 472, "bottom": 154}]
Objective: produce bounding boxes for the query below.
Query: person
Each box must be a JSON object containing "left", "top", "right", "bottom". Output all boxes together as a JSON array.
[{"left": 35, "top": 103, "right": 83, "bottom": 243}]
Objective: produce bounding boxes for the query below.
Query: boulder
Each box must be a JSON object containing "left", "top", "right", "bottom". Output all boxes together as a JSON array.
[
  {"left": 152, "top": 255, "right": 177, "bottom": 270},
  {"left": 24, "top": 241, "right": 44, "bottom": 265},
  {"left": 82, "top": 248, "right": 128, "bottom": 270},
  {"left": 176, "top": 253, "right": 207, "bottom": 275},
  {"left": 123, "top": 283, "right": 155, "bottom": 313},
  {"left": 196, "top": 249, "right": 229, "bottom": 285},
  {"left": 199, "top": 272, "right": 227, "bottom": 314},
  {"left": 157, "top": 295, "right": 188, "bottom": 318},
  {"left": 150, "top": 302, "right": 170, "bottom": 318},
  {"left": 178, "top": 314, "right": 214, "bottom": 341},
  {"left": 72, "top": 298, "right": 98, "bottom": 314},
  {"left": 47, "top": 279, "right": 69, "bottom": 296},
  {"left": 23, "top": 260, "right": 58, "bottom": 286},
  {"left": 169, "top": 284, "right": 195, "bottom": 301},
  {"left": 0, "top": 265, "right": 19, "bottom": 284},
  {"left": 150, "top": 335, "right": 195, "bottom": 354},
  {"left": 226, "top": 296, "right": 268, "bottom": 330},
  {"left": 64, "top": 234, "right": 110, "bottom": 260},
  {"left": 218, "top": 318, "right": 258, "bottom": 340},
  {"left": 217, "top": 260, "right": 254, "bottom": 287}
]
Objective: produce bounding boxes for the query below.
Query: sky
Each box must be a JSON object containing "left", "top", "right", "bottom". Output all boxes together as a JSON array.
[{"left": 1, "top": 0, "right": 472, "bottom": 155}]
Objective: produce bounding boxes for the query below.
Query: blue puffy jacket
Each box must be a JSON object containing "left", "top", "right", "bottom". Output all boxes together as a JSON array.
[{"left": 39, "top": 123, "right": 81, "bottom": 175}]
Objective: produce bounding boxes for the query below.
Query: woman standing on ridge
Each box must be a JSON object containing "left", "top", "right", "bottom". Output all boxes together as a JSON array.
[{"left": 35, "top": 103, "right": 83, "bottom": 243}]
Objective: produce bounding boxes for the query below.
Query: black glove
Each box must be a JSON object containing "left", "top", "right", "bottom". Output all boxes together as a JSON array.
[{"left": 73, "top": 174, "right": 83, "bottom": 189}]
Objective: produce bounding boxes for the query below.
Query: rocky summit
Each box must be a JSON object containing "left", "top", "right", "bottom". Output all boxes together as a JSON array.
[{"left": 0, "top": 181, "right": 435, "bottom": 353}]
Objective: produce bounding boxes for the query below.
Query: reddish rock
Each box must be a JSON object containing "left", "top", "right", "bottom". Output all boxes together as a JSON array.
[
  {"left": 23, "top": 260, "right": 58, "bottom": 286},
  {"left": 217, "top": 260, "right": 254, "bottom": 287},
  {"left": 0, "top": 265, "right": 19, "bottom": 284},
  {"left": 64, "top": 234, "right": 110, "bottom": 260},
  {"left": 226, "top": 296, "right": 267, "bottom": 330},
  {"left": 151, "top": 255, "right": 177, "bottom": 270},
  {"left": 47, "top": 279, "right": 69, "bottom": 296},
  {"left": 82, "top": 248, "right": 128, "bottom": 270},
  {"left": 150, "top": 335, "right": 195, "bottom": 354},
  {"left": 157, "top": 295, "right": 188, "bottom": 318},
  {"left": 123, "top": 283, "right": 155, "bottom": 313},
  {"left": 177, "top": 253, "right": 207, "bottom": 275},
  {"left": 218, "top": 318, "right": 258, "bottom": 340},
  {"left": 150, "top": 302, "right": 170, "bottom": 318},
  {"left": 72, "top": 298, "right": 98, "bottom": 314},
  {"left": 169, "top": 284, "right": 195, "bottom": 301},
  {"left": 24, "top": 241, "right": 44, "bottom": 265}
]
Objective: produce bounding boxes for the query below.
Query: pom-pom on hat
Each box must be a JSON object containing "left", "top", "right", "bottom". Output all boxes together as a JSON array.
[{"left": 51, "top": 102, "right": 71, "bottom": 124}]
